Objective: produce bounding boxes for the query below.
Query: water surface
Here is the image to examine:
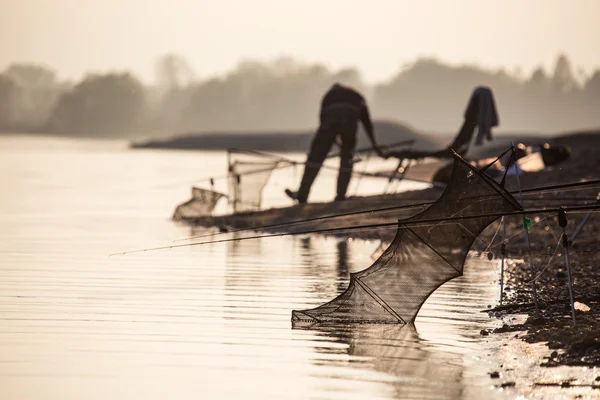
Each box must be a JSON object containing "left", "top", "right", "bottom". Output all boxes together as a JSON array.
[{"left": 0, "top": 135, "right": 510, "bottom": 400}]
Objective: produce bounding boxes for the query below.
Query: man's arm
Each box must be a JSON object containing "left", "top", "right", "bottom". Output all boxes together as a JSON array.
[{"left": 359, "top": 100, "right": 386, "bottom": 157}]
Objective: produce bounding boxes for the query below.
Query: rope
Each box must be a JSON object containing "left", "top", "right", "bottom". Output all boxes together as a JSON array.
[
  {"left": 490, "top": 214, "right": 553, "bottom": 249},
  {"left": 484, "top": 219, "right": 503, "bottom": 253},
  {"left": 528, "top": 237, "right": 562, "bottom": 283},
  {"left": 222, "top": 147, "right": 442, "bottom": 189},
  {"left": 349, "top": 150, "right": 373, "bottom": 196}
]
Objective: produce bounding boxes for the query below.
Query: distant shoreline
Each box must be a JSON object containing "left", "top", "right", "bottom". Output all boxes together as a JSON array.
[
  {"left": 4, "top": 127, "right": 597, "bottom": 158},
  {"left": 128, "top": 120, "right": 439, "bottom": 153}
]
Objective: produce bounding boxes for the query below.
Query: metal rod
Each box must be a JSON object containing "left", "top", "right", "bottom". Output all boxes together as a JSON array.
[
  {"left": 512, "top": 143, "right": 540, "bottom": 312},
  {"left": 500, "top": 216, "right": 506, "bottom": 304},
  {"left": 558, "top": 206, "right": 576, "bottom": 325},
  {"left": 563, "top": 238, "right": 576, "bottom": 325},
  {"left": 522, "top": 225, "right": 540, "bottom": 311}
]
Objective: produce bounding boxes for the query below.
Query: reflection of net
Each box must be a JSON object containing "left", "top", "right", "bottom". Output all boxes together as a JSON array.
[
  {"left": 173, "top": 187, "right": 226, "bottom": 220},
  {"left": 370, "top": 240, "right": 391, "bottom": 260},
  {"left": 228, "top": 152, "right": 280, "bottom": 212},
  {"left": 292, "top": 152, "right": 522, "bottom": 324},
  {"left": 305, "top": 324, "right": 464, "bottom": 399}
]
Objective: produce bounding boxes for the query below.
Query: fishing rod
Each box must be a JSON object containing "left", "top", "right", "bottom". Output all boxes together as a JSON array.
[
  {"left": 227, "top": 145, "right": 443, "bottom": 187},
  {"left": 173, "top": 178, "right": 600, "bottom": 243},
  {"left": 230, "top": 139, "right": 415, "bottom": 160},
  {"left": 185, "top": 142, "right": 600, "bottom": 238},
  {"left": 111, "top": 203, "right": 600, "bottom": 256},
  {"left": 187, "top": 140, "right": 416, "bottom": 185}
]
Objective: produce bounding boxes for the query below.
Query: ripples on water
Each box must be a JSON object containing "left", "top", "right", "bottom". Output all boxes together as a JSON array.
[{"left": 0, "top": 135, "right": 511, "bottom": 400}]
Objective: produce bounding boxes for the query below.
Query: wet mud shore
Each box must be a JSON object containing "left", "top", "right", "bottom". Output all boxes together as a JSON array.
[{"left": 482, "top": 132, "right": 600, "bottom": 371}]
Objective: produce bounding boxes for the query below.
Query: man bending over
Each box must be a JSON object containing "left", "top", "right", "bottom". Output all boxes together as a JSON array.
[{"left": 286, "top": 83, "right": 385, "bottom": 204}]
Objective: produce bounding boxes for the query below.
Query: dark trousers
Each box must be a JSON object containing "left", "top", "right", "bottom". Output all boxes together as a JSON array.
[{"left": 297, "top": 118, "right": 357, "bottom": 202}]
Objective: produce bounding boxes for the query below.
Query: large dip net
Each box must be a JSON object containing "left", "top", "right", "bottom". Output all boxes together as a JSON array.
[
  {"left": 227, "top": 150, "right": 281, "bottom": 213},
  {"left": 292, "top": 151, "right": 522, "bottom": 325},
  {"left": 172, "top": 187, "right": 226, "bottom": 220}
]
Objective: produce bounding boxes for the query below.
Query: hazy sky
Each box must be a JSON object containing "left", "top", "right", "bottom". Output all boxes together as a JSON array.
[{"left": 2, "top": 0, "right": 600, "bottom": 83}]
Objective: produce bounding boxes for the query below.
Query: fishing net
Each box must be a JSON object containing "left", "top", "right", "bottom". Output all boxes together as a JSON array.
[
  {"left": 292, "top": 151, "right": 522, "bottom": 325},
  {"left": 228, "top": 150, "right": 281, "bottom": 212},
  {"left": 172, "top": 187, "right": 226, "bottom": 220}
]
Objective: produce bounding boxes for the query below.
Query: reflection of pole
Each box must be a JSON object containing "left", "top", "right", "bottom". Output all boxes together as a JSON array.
[
  {"left": 558, "top": 207, "right": 576, "bottom": 325},
  {"left": 500, "top": 216, "right": 506, "bottom": 304},
  {"left": 513, "top": 145, "right": 540, "bottom": 312},
  {"left": 227, "top": 149, "right": 234, "bottom": 211}
]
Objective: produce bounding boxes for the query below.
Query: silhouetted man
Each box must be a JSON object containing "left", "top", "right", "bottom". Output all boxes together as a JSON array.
[{"left": 286, "top": 83, "right": 385, "bottom": 203}]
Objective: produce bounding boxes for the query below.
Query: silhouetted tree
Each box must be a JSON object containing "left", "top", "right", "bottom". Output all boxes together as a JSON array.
[
  {"left": 150, "top": 54, "right": 197, "bottom": 133},
  {"left": 155, "top": 53, "right": 196, "bottom": 90},
  {"left": 0, "top": 74, "right": 18, "bottom": 129},
  {"left": 179, "top": 57, "right": 366, "bottom": 132},
  {"left": 551, "top": 54, "right": 577, "bottom": 94},
  {"left": 3, "top": 64, "right": 61, "bottom": 129},
  {"left": 373, "top": 58, "right": 523, "bottom": 133},
  {"left": 5, "top": 64, "right": 56, "bottom": 87},
  {"left": 2, "top": 53, "right": 599, "bottom": 137},
  {"left": 526, "top": 67, "right": 549, "bottom": 91},
  {"left": 50, "top": 73, "right": 145, "bottom": 136},
  {"left": 584, "top": 70, "right": 600, "bottom": 106}
]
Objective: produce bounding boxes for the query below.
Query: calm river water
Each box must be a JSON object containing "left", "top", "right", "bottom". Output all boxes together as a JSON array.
[{"left": 0, "top": 134, "right": 514, "bottom": 400}]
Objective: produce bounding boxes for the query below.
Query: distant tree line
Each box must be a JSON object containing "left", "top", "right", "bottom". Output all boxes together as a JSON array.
[{"left": 0, "top": 53, "right": 599, "bottom": 138}]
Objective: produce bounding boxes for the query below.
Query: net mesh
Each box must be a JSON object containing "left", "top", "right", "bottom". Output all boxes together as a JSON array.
[
  {"left": 292, "top": 152, "right": 522, "bottom": 325},
  {"left": 228, "top": 151, "right": 280, "bottom": 213},
  {"left": 172, "top": 187, "right": 226, "bottom": 220}
]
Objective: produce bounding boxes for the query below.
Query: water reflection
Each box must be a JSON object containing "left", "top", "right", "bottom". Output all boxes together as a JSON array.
[
  {"left": 336, "top": 239, "right": 350, "bottom": 288},
  {"left": 293, "top": 324, "right": 466, "bottom": 400},
  {"left": 0, "top": 136, "right": 509, "bottom": 400},
  {"left": 185, "top": 222, "right": 506, "bottom": 399}
]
